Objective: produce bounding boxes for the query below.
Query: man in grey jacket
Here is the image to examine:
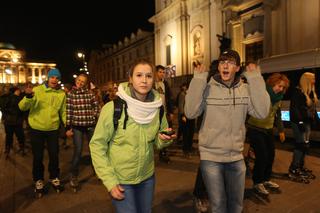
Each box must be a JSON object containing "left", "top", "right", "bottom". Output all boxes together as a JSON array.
[{"left": 185, "top": 49, "right": 270, "bottom": 213}]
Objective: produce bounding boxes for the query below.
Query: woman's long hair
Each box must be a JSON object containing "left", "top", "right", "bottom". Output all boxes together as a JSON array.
[{"left": 299, "top": 72, "right": 318, "bottom": 106}]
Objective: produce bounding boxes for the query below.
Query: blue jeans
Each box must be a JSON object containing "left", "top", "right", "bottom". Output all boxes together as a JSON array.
[
  {"left": 70, "top": 127, "right": 94, "bottom": 176},
  {"left": 112, "top": 175, "right": 155, "bottom": 213},
  {"left": 201, "top": 160, "right": 246, "bottom": 213}
]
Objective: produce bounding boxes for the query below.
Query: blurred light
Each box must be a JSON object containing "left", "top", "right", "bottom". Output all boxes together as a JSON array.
[
  {"left": 77, "top": 52, "right": 84, "bottom": 59},
  {"left": 61, "top": 83, "right": 64, "bottom": 87},
  {"left": 5, "top": 68, "right": 12, "bottom": 75},
  {"left": 77, "top": 51, "right": 88, "bottom": 72},
  {"left": 73, "top": 74, "right": 77, "bottom": 78},
  {"left": 58, "top": 81, "right": 61, "bottom": 84},
  {"left": 86, "top": 72, "right": 89, "bottom": 75},
  {"left": 12, "top": 58, "right": 19, "bottom": 63}
]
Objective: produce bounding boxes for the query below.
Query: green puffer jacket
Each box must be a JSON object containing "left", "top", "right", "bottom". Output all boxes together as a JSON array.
[
  {"left": 18, "top": 84, "right": 66, "bottom": 131},
  {"left": 90, "top": 83, "right": 172, "bottom": 192}
]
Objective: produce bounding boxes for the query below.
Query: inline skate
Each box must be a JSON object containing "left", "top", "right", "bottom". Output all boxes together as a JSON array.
[
  {"left": 34, "top": 180, "right": 44, "bottom": 198},
  {"left": 50, "top": 178, "right": 63, "bottom": 193}
]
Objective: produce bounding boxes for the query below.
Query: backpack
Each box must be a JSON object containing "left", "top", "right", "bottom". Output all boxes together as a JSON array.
[{"left": 113, "top": 97, "right": 165, "bottom": 130}]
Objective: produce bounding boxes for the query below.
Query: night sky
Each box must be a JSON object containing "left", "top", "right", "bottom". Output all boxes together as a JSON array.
[{"left": 0, "top": 2, "right": 155, "bottom": 83}]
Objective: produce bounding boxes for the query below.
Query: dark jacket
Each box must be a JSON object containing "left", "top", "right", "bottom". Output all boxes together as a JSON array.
[
  {"left": 163, "top": 80, "right": 174, "bottom": 114},
  {"left": 290, "top": 87, "right": 320, "bottom": 126},
  {"left": 2, "top": 93, "right": 24, "bottom": 125}
]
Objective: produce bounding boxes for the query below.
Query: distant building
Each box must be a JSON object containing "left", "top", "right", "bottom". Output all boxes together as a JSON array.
[
  {"left": 88, "top": 29, "right": 154, "bottom": 86},
  {"left": 89, "top": 0, "right": 320, "bottom": 90},
  {"left": 150, "top": 0, "right": 320, "bottom": 74},
  {"left": 0, "top": 42, "right": 56, "bottom": 84}
]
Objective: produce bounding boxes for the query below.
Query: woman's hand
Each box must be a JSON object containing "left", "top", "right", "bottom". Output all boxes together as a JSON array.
[
  {"left": 159, "top": 128, "right": 177, "bottom": 140},
  {"left": 182, "top": 116, "right": 187, "bottom": 123},
  {"left": 66, "top": 129, "right": 74, "bottom": 137},
  {"left": 110, "top": 185, "right": 125, "bottom": 200},
  {"left": 279, "top": 132, "right": 285, "bottom": 143}
]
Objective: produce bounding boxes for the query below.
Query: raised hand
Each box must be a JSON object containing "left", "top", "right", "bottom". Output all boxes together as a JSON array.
[{"left": 245, "top": 63, "right": 261, "bottom": 73}]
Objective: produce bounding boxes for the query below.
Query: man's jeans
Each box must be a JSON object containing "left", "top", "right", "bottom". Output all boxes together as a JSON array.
[
  {"left": 70, "top": 127, "right": 94, "bottom": 176},
  {"left": 112, "top": 175, "right": 155, "bottom": 213},
  {"left": 201, "top": 159, "right": 246, "bottom": 213}
]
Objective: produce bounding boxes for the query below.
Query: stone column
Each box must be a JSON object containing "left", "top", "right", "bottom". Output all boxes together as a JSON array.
[
  {"left": 38, "top": 68, "right": 42, "bottom": 84},
  {"left": 0, "top": 65, "right": 4, "bottom": 83},
  {"left": 31, "top": 68, "right": 36, "bottom": 84},
  {"left": 179, "top": 0, "right": 190, "bottom": 75}
]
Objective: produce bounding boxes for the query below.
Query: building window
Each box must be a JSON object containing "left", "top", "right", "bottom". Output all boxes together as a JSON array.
[
  {"left": 245, "top": 41, "right": 263, "bottom": 63},
  {"left": 166, "top": 45, "right": 171, "bottom": 65}
]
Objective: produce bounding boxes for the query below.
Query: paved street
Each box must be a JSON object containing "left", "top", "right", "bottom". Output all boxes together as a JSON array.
[{"left": 1, "top": 123, "right": 320, "bottom": 213}]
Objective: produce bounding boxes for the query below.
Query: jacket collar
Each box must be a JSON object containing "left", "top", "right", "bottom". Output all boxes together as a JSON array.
[{"left": 212, "top": 73, "right": 241, "bottom": 88}]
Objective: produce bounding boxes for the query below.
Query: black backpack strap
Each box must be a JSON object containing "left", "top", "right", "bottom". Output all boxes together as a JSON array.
[
  {"left": 159, "top": 105, "right": 164, "bottom": 127},
  {"left": 123, "top": 101, "right": 128, "bottom": 129},
  {"left": 113, "top": 97, "right": 124, "bottom": 131}
]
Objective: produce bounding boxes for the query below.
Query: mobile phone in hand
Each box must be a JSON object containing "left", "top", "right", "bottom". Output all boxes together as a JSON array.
[{"left": 160, "top": 130, "right": 176, "bottom": 136}]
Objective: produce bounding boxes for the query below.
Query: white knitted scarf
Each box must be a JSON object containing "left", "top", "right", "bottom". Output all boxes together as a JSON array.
[{"left": 116, "top": 84, "right": 163, "bottom": 124}]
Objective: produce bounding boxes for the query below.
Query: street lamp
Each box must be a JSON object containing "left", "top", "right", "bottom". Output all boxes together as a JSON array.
[{"left": 76, "top": 52, "right": 88, "bottom": 73}]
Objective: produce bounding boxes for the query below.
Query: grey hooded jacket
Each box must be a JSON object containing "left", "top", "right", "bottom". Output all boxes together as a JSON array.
[{"left": 184, "top": 70, "right": 270, "bottom": 162}]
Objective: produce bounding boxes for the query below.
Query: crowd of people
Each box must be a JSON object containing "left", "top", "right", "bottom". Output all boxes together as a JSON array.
[{"left": 0, "top": 49, "right": 319, "bottom": 213}]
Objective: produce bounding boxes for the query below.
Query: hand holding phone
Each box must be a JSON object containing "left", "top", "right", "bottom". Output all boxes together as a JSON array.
[{"left": 160, "top": 130, "right": 176, "bottom": 136}]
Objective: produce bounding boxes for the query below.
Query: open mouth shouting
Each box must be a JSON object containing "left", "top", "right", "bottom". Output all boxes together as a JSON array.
[{"left": 221, "top": 70, "right": 232, "bottom": 81}]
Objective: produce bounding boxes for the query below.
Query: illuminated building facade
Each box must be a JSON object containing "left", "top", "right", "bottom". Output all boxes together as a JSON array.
[
  {"left": 0, "top": 42, "right": 56, "bottom": 84},
  {"left": 151, "top": 0, "right": 320, "bottom": 74},
  {"left": 89, "top": 0, "right": 319, "bottom": 89},
  {"left": 88, "top": 29, "right": 154, "bottom": 86}
]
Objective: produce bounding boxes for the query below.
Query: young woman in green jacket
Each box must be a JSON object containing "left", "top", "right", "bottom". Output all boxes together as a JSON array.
[{"left": 90, "top": 60, "right": 175, "bottom": 213}]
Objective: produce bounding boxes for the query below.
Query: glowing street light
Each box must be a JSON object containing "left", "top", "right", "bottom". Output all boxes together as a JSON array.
[
  {"left": 77, "top": 52, "right": 84, "bottom": 59},
  {"left": 76, "top": 51, "right": 89, "bottom": 73}
]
